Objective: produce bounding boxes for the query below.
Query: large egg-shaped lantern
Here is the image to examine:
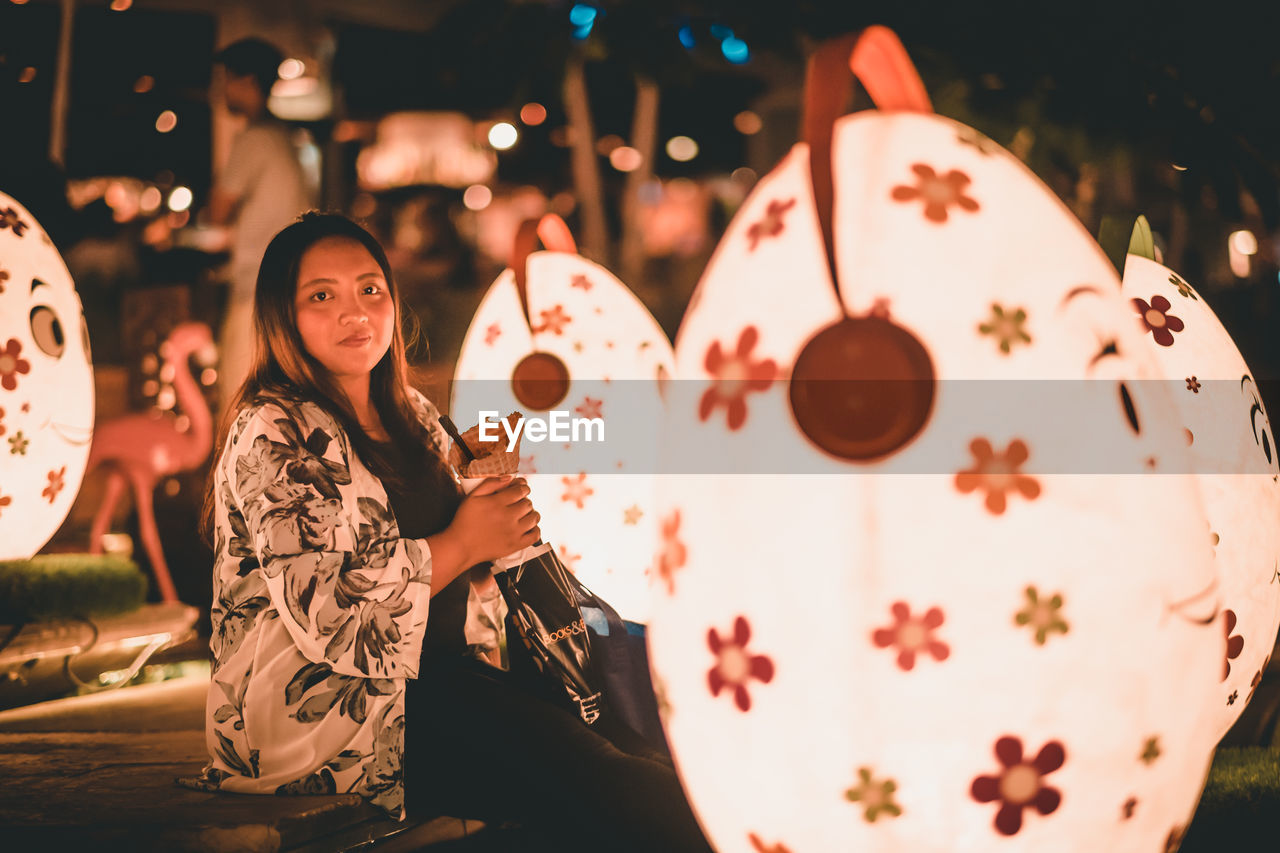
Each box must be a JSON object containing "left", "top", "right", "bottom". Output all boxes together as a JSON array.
[
  {"left": 0, "top": 191, "right": 95, "bottom": 559},
  {"left": 1121, "top": 243, "right": 1280, "bottom": 740},
  {"left": 648, "top": 29, "right": 1221, "bottom": 853},
  {"left": 452, "top": 215, "right": 674, "bottom": 621}
]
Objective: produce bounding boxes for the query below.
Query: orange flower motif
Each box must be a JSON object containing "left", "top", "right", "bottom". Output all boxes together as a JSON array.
[
  {"left": 574, "top": 396, "right": 603, "bottom": 420},
  {"left": 970, "top": 736, "right": 1066, "bottom": 836},
  {"left": 0, "top": 269, "right": 9, "bottom": 294},
  {"left": 746, "top": 198, "right": 797, "bottom": 250},
  {"left": 42, "top": 466, "right": 67, "bottom": 503},
  {"left": 0, "top": 492, "right": 11, "bottom": 518},
  {"left": 656, "top": 510, "right": 686, "bottom": 595},
  {"left": 955, "top": 438, "right": 1041, "bottom": 515},
  {"left": 570, "top": 274, "right": 593, "bottom": 291},
  {"left": 891, "top": 164, "right": 980, "bottom": 223},
  {"left": 699, "top": 327, "right": 777, "bottom": 431},
  {"left": 0, "top": 339, "right": 32, "bottom": 392},
  {"left": 560, "top": 472, "right": 593, "bottom": 508},
  {"left": 0, "top": 207, "right": 29, "bottom": 237},
  {"left": 872, "top": 602, "right": 949, "bottom": 671},
  {"left": 707, "top": 616, "right": 775, "bottom": 712},
  {"left": 557, "top": 544, "right": 581, "bottom": 573},
  {"left": 534, "top": 304, "right": 572, "bottom": 335},
  {"left": 484, "top": 323, "right": 501, "bottom": 346},
  {"left": 748, "top": 834, "right": 792, "bottom": 853},
  {"left": 1133, "top": 295, "right": 1184, "bottom": 347}
]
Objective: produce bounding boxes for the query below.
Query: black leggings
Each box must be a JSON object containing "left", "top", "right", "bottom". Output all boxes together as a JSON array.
[{"left": 404, "top": 657, "right": 712, "bottom": 853}]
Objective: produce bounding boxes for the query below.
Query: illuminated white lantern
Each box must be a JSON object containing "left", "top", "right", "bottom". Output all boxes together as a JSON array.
[
  {"left": 452, "top": 214, "right": 674, "bottom": 621},
  {"left": 1120, "top": 233, "right": 1280, "bottom": 740},
  {"left": 0, "top": 191, "right": 95, "bottom": 559},
  {"left": 649, "top": 29, "right": 1221, "bottom": 852}
]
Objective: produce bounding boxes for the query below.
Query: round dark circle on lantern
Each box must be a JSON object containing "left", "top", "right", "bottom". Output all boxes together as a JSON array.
[
  {"left": 789, "top": 315, "right": 935, "bottom": 462},
  {"left": 512, "top": 351, "right": 570, "bottom": 411}
]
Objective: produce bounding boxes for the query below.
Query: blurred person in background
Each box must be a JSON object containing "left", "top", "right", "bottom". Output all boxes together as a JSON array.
[{"left": 208, "top": 37, "right": 312, "bottom": 415}]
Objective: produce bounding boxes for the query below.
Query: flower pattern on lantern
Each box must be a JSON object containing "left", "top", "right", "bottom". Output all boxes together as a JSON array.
[
  {"left": 0, "top": 406, "right": 5, "bottom": 437},
  {"left": 844, "top": 767, "right": 903, "bottom": 822},
  {"left": 970, "top": 736, "right": 1066, "bottom": 836},
  {"left": 1168, "top": 274, "right": 1197, "bottom": 300},
  {"left": 42, "top": 466, "right": 66, "bottom": 503},
  {"left": 955, "top": 438, "right": 1042, "bottom": 515},
  {"left": 484, "top": 323, "right": 501, "bottom": 346},
  {"left": 1123, "top": 797, "right": 1138, "bottom": 819},
  {"left": 1227, "top": 690, "right": 1238, "bottom": 705},
  {"left": 0, "top": 339, "right": 32, "bottom": 391},
  {"left": 699, "top": 327, "right": 777, "bottom": 431},
  {"left": 560, "top": 473, "right": 593, "bottom": 509},
  {"left": 1014, "top": 586, "right": 1069, "bottom": 645},
  {"left": 557, "top": 544, "right": 581, "bottom": 573},
  {"left": 890, "top": 164, "right": 980, "bottom": 224},
  {"left": 978, "top": 304, "right": 1032, "bottom": 355},
  {"left": 1249, "top": 656, "right": 1270, "bottom": 701},
  {"left": 871, "top": 602, "right": 950, "bottom": 671},
  {"left": 534, "top": 304, "right": 571, "bottom": 335},
  {"left": 9, "top": 431, "right": 28, "bottom": 455},
  {"left": 0, "top": 492, "right": 11, "bottom": 517},
  {"left": 1132, "top": 295, "right": 1184, "bottom": 347},
  {"left": 747, "top": 833, "right": 792, "bottom": 853},
  {"left": 0, "top": 268, "right": 8, "bottom": 294},
  {"left": 0, "top": 207, "right": 28, "bottom": 237},
  {"left": 574, "top": 396, "right": 603, "bottom": 420},
  {"left": 1165, "top": 824, "right": 1186, "bottom": 853},
  {"left": 656, "top": 509, "right": 687, "bottom": 595},
  {"left": 746, "top": 198, "right": 797, "bottom": 251},
  {"left": 1221, "top": 609, "right": 1244, "bottom": 680},
  {"left": 622, "top": 504, "right": 643, "bottom": 525},
  {"left": 707, "top": 616, "right": 775, "bottom": 712},
  {"left": 1185, "top": 377, "right": 1200, "bottom": 393},
  {"left": 1140, "top": 737, "right": 1160, "bottom": 765},
  {"left": 570, "top": 274, "right": 593, "bottom": 291}
]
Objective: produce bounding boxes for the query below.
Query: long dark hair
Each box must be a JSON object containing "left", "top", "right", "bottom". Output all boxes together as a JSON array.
[{"left": 200, "top": 212, "right": 439, "bottom": 543}]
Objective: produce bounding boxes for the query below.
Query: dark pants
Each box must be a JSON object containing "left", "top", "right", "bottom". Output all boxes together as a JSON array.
[{"left": 404, "top": 656, "right": 712, "bottom": 853}]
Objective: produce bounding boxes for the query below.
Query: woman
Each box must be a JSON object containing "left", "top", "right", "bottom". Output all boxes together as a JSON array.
[{"left": 185, "top": 213, "right": 709, "bottom": 852}]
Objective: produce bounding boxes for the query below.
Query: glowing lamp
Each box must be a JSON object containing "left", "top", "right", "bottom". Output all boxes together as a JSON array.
[
  {"left": 452, "top": 215, "right": 674, "bottom": 622},
  {"left": 648, "top": 29, "right": 1221, "bottom": 852},
  {"left": 0, "top": 191, "right": 95, "bottom": 559},
  {"left": 1121, "top": 237, "right": 1280, "bottom": 740}
]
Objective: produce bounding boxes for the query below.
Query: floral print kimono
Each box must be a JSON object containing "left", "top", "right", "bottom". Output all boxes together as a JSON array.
[{"left": 181, "top": 390, "right": 501, "bottom": 817}]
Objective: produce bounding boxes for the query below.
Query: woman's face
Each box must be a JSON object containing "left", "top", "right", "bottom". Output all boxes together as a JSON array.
[{"left": 294, "top": 236, "right": 395, "bottom": 383}]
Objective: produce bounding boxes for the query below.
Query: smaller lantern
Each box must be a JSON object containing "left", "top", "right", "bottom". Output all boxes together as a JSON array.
[
  {"left": 452, "top": 215, "right": 674, "bottom": 622},
  {"left": 0, "top": 191, "right": 95, "bottom": 560},
  {"left": 1121, "top": 219, "right": 1280, "bottom": 739}
]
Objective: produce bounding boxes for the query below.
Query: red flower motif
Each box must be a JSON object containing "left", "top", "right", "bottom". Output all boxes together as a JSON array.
[
  {"left": 519, "top": 454, "right": 536, "bottom": 474},
  {"left": 1132, "top": 295, "right": 1184, "bottom": 347},
  {"left": 0, "top": 491, "right": 11, "bottom": 518},
  {"left": 1222, "top": 609, "right": 1244, "bottom": 681},
  {"left": 0, "top": 269, "right": 9, "bottom": 294},
  {"left": 561, "top": 472, "right": 593, "bottom": 508},
  {"left": 872, "top": 602, "right": 950, "bottom": 671},
  {"left": 0, "top": 207, "right": 29, "bottom": 237},
  {"left": 557, "top": 544, "right": 581, "bottom": 573},
  {"left": 891, "top": 164, "right": 980, "bottom": 223},
  {"left": 484, "top": 323, "right": 501, "bottom": 346},
  {"left": 1249, "top": 655, "right": 1270, "bottom": 701},
  {"left": 0, "top": 339, "right": 32, "bottom": 391},
  {"left": 534, "top": 304, "right": 572, "bottom": 335},
  {"left": 570, "top": 274, "right": 593, "bottom": 291},
  {"left": 707, "top": 616, "right": 775, "bottom": 712},
  {"left": 746, "top": 198, "right": 797, "bottom": 251},
  {"left": 970, "top": 736, "right": 1066, "bottom": 836},
  {"left": 1122, "top": 797, "right": 1138, "bottom": 820},
  {"left": 747, "top": 834, "right": 792, "bottom": 853},
  {"left": 699, "top": 327, "right": 777, "bottom": 431},
  {"left": 955, "top": 438, "right": 1041, "bottom": 515},
  {"left": 574, "top": 396, "right": 603, "bottom": 420},
  {"left": 42, "top": 466, "right": 67, "bottom": 503},
  {"left": 656, "top": 510, "right": 686, "bottom": 595},
  {"left": 0, "top": 406, "right": 6, "bottom": 438}
]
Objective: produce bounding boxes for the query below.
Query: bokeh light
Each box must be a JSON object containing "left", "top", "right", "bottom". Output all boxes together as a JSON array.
[
  {"left": 568, "top": 4, "right": 596, "bottom": 26},
  {"left": 595, "top": 134, "right": 624, "bottom": 156},
  {"left": 167, "top": 186, "right": 193, "bottom": 212},
  {"left": 1230, "top": 229, "right": 1258, "bottom": 255},
  {"left": 488, "top": 121, "right": 519, "bottom": 150},
  {"left": 731, "top": 166, "right": 757, "bottom": 185},
  {"left": 733, "top": 109, "right": 763, "bottom": 135},
  {"left": 462, "top": 184, "right": 493, "bottom": 211},
  {"left": 678, "top": 25, "right": 695, "bottom": 49},
  {"left": 721, "top": 37, "right": 750, "bottom": 64},
  {"left": 139, "top": 186, "right": 162, "bottom": 213},
  {"left": 278, "top": 58, "right": 305, "bottom": 80},
  {"left": 155, "top": 110, "right": 178, "bottom": 133},
  {"left": 134, "top": 75, "right": 155, "bottom": 94},
  {"left": 520, "top": 102, "right": 547, "bottom": 126},
  {"left": 665, "top": 135, "right": 699, "bottom": 162},
  {"left": 109, "top": 0, "right": 132, "bottom": 10},
  {"left": 609, "top": 146, "right": 642, "bottom": 172},
  {"left": 17, "top": 66, "right": 36, "bottom": 83}
]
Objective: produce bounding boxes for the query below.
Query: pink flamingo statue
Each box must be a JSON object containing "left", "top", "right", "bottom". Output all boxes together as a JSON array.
[{"left": 87, "top": 322, "right": 216, "bottom": 602}]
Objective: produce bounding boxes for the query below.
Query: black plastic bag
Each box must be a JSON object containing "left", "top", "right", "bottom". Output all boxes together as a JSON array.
[{"left": 495, "top": 543, "right": 603, "bottom": 724}]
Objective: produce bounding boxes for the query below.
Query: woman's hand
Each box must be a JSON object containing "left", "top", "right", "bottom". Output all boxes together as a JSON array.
[{"left": 449, "top": 476, "right": 541, "bottom": 566}]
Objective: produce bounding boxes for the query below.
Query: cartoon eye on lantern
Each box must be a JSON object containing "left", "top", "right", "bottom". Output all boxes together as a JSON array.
[
  {"left": 1242, "top": 375, "right": 1275, "bottom": 468},
  {"left": 80, "top": 312, "right": 91, "bottom": 362},
  {"left": 30, "top": 303, "right": 66, "bottom": 358},
  {"left": 507, "top": 217, "right": 576, "bottom": 411},
  {"left": 1069, "top": 288, "right": 1142, "bottom": 436}
]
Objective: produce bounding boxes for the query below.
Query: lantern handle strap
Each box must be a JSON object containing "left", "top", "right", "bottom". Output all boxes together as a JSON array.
[
  {"left": 511, "top": 213, "right": 577, "bottom": 332},
  {"left": 804, "top": 26, "right": 931, "bottom": 306}
]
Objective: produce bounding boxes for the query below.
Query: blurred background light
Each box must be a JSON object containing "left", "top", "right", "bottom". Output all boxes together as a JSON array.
[
  {"left": 488, "top": 121, "right": 519, "bottom": 150},
  {"left": 463, "top": 184, "right": 493, "bottom": 211},
  {"left": 155, "top": 110, "right": 177, "bottom": 133},
  {"left": 167, "top": 186, "right": 192, "bottom": 212},
  {"left": 666, "top": 135, "right": 699, "bottom": 162},
  {"left": 609, "top": 146, "right": 642, "bottom": 172},
  {"left": 520, "top": 102, "right": 547, "bottom": 126}
]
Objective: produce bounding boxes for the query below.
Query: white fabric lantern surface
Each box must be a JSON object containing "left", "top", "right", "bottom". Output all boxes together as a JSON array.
[
  {"left": 648, "top": 29, "right": 1221, "bottom": 853},
  {"left": 0, "top": 191, "right": 95, "bottom": 559},
  {"left": 452, "top": 227, "right": 673, "bottom": 621},
  {"left": 1121, "top": 251, "right": 1280, "bottom": 739}
]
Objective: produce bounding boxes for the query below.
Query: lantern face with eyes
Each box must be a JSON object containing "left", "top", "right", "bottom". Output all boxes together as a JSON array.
[
  {"left": 649, "top": 36, "right": 1222, "bottom": 853},
  {"left": 0, "top": 191, "right": 95, "bottom": 560},
  {"left": 1121, "top": 252, "right": 1280, "bottom": 738},
  {"left": 452, "top": 249, "right": 674, "bottom": 621}
]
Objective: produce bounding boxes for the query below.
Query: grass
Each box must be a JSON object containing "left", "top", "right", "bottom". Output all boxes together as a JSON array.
[{"left": 0, "top": 554, "right": 147, "bottom": 623}]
